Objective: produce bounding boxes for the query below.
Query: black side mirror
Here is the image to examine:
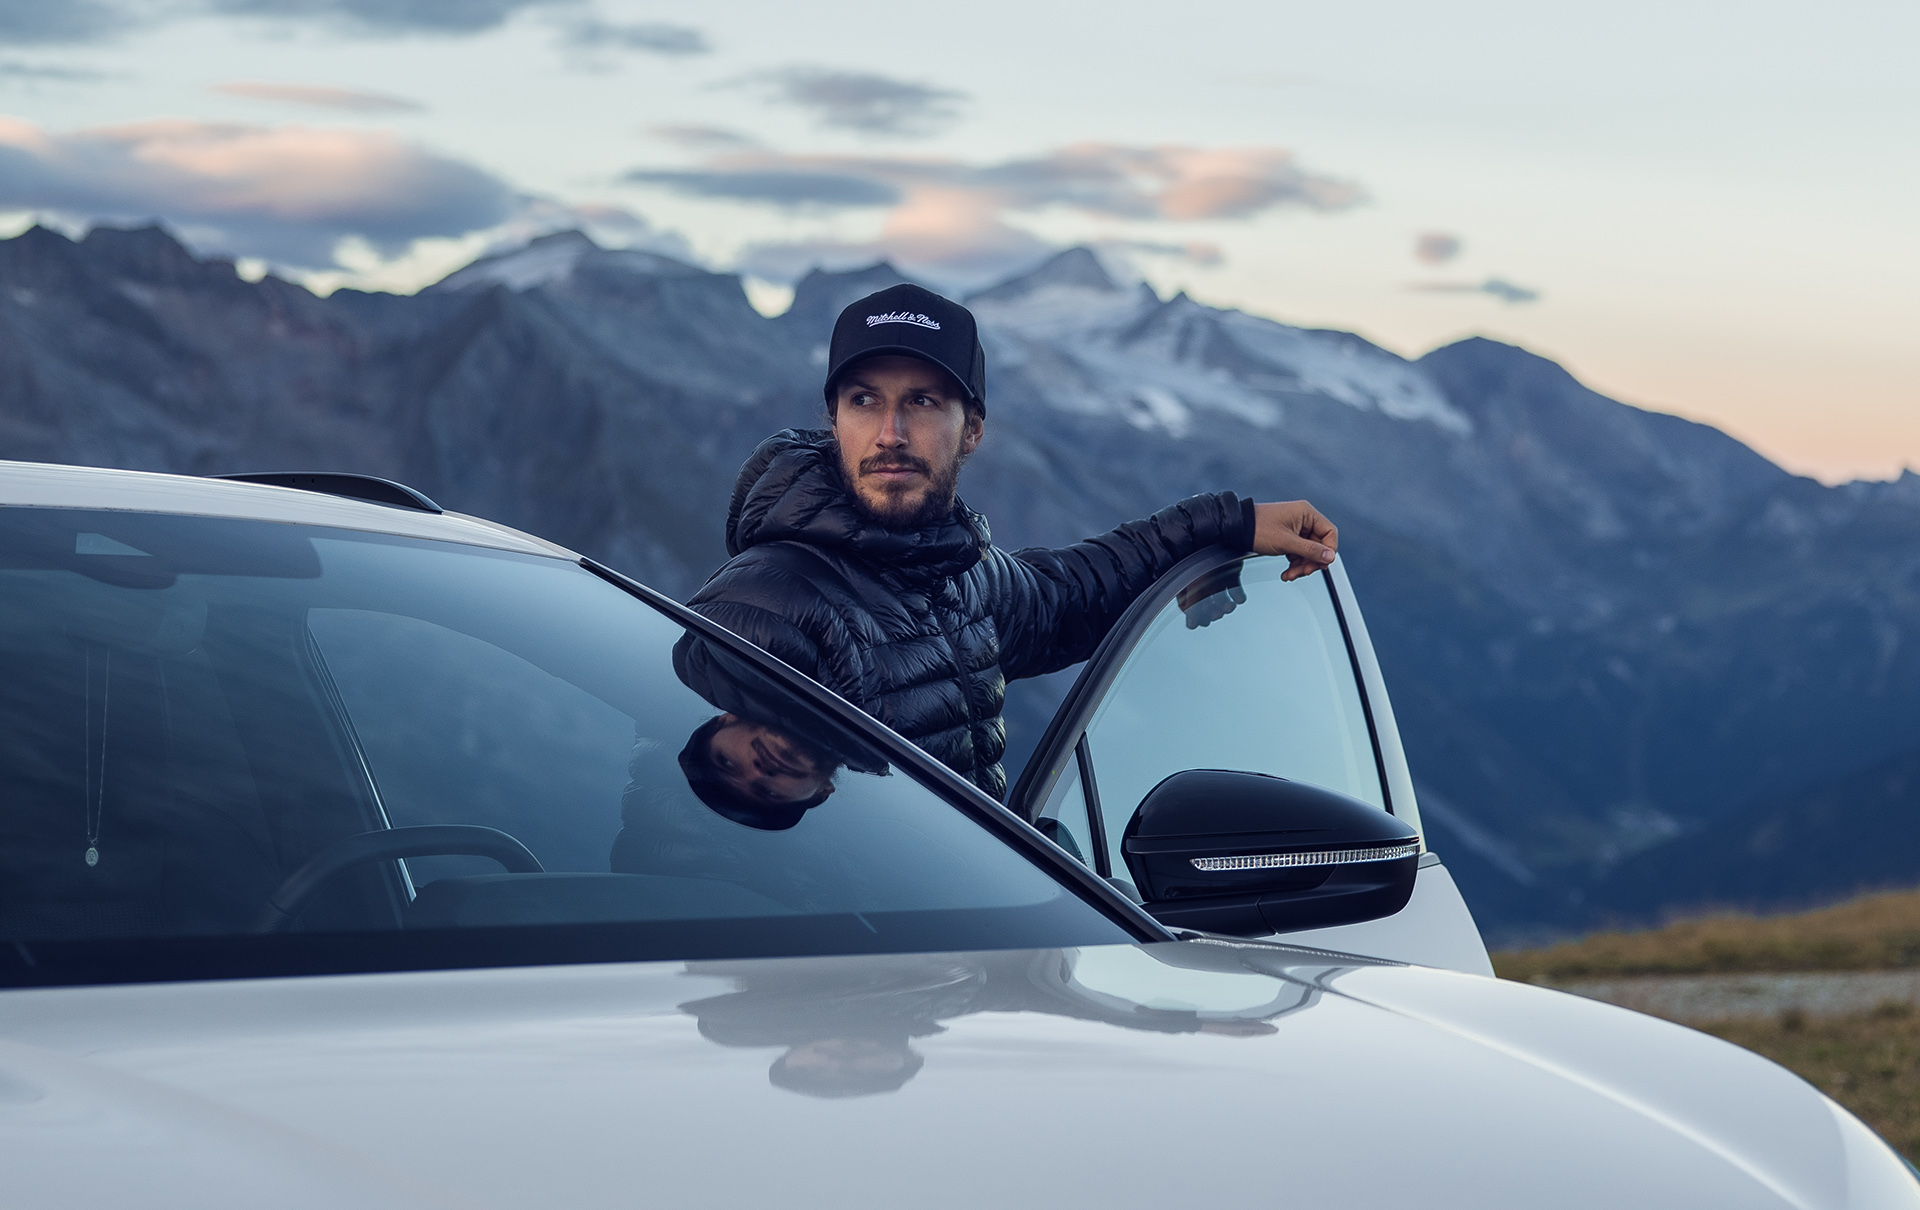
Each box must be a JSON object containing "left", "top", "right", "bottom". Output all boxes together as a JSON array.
[{"left": 1121, "top": 769, "right": 1420, "bottom": 937}]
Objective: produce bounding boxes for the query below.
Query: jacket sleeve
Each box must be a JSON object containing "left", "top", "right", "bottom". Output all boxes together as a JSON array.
[
  {"left": 685, "top": 549, "right": 830, "bottom": 685},
  {"left": 988, "top": 491, "right": 1255, "bottom": 683}
]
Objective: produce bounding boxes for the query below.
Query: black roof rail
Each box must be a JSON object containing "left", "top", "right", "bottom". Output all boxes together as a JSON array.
[{"left": 212, "top": 472, "right": 443, "bottom": 514}]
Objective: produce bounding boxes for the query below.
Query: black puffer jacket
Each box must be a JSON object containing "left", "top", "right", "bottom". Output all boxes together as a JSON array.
[{"left": 687, "top": 429, "right": 1255, "bottom": 799}]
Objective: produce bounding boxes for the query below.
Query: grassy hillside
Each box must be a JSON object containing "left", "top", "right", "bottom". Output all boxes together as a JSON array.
[
  {"left": 1494, "top": 886, "right": 1920, "bottom": 1160},
  {"left": 1703, "top": 1003, "right": 1920, "bottom": 1161},
  {"left": 1492, "top": 886, "right": 1920, "bottom": 983}
]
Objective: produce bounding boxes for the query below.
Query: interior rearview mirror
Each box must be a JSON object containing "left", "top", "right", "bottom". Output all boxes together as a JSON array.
[{"left": 1121, "top": 769, "right": 1420, "bottom": 937}]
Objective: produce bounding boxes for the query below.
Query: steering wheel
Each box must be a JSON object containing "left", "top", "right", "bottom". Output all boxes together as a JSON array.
[{"left": 252, "top": 824, "right": 543, "bottom": 933}]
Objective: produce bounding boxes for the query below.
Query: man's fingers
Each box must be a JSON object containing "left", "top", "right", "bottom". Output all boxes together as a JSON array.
[
  {"left": 1268, "top": 528, "right": 1337, "bottom": 566},
  {"left": 1252, "top": 500, "right": 1338, "bottom": 567},
  {"left": 1299, "top": 509, "right": 1338, "bottom": 552}
]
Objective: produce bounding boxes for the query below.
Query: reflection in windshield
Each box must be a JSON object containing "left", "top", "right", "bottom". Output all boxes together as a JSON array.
[
  {"left": 654, "top": 633, "right": 888, "bottom": 832},
  {"left": 680, "top": 943, "right": 1373, "bottom": 1099},
  {"left": 687, "top": 715, "right": 837, "bottom": 824},
  {"left": 0, "top": 508, "right": 1133, "bottom": 985},
  {"left": 610, "top": 635, "right": 935, "bottom": 913}
]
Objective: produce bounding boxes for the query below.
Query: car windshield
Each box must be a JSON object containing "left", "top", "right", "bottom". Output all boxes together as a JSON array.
[{"left": 0, "top": 507, "right": 1132, "bottom": 987}]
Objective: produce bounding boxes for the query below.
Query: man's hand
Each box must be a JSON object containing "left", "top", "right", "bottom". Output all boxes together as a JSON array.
[{"left": 1252, "top": 500, "right": 1338, "bottom": 581}]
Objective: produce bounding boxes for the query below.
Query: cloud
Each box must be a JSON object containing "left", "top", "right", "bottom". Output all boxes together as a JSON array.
[
  {"left": 558, "top": 18, "right": 706, "bottom": 54},
  {"left": 207, "top": 0, "right": 544, "bottom": 34},
  {"left": 1, "top": 0, "right": 554, "bottom": 45},
  {"left": 1478, "top": 278, "right": 1540, "bottom": 304},
  {"left": 993, "top": 144, "right": 1362, "bottom": 218},
  {"left": 0, "top": 60, "right": 110, "bottom": 81},
  {"left": 737, "top": 68, "right": 965, "bottom": 136},
  {"left": 0, "top": 0, "right": 124, "bottom": 44},
  {"left": 630, "top": 143, "right": 1362, "bottom": 220},
  {"left": 1410, "top": 277, "right": 1541, "bottom": 304},
  {"left": 0, "top": 116, "right": 515, "bottom": 267},
  {"left": 659, "top": 145, "right": 1354, "bottom": 288},
  {"left": 1415, "top": 231, "right": 1461, "bottom": 264},
  {"left": 623, "top": 166, "right": 900, "bottom": 208},
  {"left": 5, "top": 0, "right": 694, "bottom": 45},
  {"left": 211, "top": 81, "right": 425, "bottom": 112},
  {"left": 646, "top": 124, "right": 757, "bottom": 151},
  {"left": 1101, "top": 238, "right": 1224, "bottom": 267},
  {"left": 631, "top": 143, "right": 1361, "bottom": 286}
]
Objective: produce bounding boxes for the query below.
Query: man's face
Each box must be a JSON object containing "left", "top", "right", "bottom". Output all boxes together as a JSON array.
[
  {"left": 706, "top": 715, "right": 835, "bottom": 805},
  {"left": 831, "top": 354, "right": 984, "bottom": 530}
]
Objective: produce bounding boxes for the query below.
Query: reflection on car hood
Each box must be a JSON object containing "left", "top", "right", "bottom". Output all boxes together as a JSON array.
[{"left": 0, "top": 941, "right": 1912, "bottom": 1209}]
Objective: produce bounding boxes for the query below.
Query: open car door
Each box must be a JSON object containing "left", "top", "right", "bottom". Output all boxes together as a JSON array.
[{"left": 1008, "top": 550, "right": 1493, "bottom": 975}]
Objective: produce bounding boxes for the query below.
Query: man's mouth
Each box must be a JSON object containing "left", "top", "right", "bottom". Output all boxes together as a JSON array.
[{"left": 860, "top": 457, "right": 928, "bottom": 485}]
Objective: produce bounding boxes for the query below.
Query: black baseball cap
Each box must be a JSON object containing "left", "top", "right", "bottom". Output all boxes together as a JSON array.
[{"left": 824, "top": 283, "right": 986, "bottom": 411}]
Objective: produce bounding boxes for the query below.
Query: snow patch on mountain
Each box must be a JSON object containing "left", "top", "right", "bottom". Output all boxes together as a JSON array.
[
  {"left": 433, "top": 230, "right": 704, "bottom": 294},
  {"left": 972, "top": 270, "right": 1470, "bottom": 438},
  {"left": 1212, "top": 311, "right": 1471, "bottom": 435},
  {"left": 1126, "top": 385, "right": 1195, "bottom": 437},
  {"left": 434, "top": 231, "right": 595, "bottom": 292}
]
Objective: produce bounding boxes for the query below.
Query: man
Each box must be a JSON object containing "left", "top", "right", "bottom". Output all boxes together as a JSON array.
[{"left": 688, "top": 282, "right": 1337, "bottom": 800}]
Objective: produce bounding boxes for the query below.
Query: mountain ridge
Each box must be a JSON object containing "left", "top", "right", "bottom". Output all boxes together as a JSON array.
[{"left": 5, "top": 222, "right": 1917, "bottom": 942}]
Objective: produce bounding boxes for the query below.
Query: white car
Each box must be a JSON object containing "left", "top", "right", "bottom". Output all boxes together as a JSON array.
[{"left": 0, "top": 459, "right": 1910, "bottom": 1209}]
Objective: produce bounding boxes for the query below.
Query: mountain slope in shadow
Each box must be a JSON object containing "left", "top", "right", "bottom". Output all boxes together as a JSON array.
[{"left": 6, "top": 225, "right": 1920, "bottom": 943}]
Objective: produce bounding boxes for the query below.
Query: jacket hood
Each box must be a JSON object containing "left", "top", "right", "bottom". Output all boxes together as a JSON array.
[{"left": 725, "top": 428, "right": 986, "bottom": 581}]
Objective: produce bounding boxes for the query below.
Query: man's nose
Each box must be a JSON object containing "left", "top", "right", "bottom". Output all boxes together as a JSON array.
[{"left": 875, "top": 403, "right": 909, "bottom": 446}]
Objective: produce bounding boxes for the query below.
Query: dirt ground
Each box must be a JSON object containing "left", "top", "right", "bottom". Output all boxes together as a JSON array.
[
  {"left": 1700, "top": 1001, "right": 1920, "bottom": 1162},
  {"left": 1492, "top": 889, "right": 1920, "bottom": 1161}
]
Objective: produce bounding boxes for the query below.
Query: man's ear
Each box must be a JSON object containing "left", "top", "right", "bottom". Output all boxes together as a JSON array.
[{"left": 961, "top": 412, "right": 985, "bottom": 457}]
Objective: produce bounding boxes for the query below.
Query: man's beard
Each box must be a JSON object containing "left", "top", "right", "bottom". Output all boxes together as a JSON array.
[{"left": 838, "top": 446, "right": 965, "bottom": 531}]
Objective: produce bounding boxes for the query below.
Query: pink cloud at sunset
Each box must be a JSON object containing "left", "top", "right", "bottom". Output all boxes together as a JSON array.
[
  {"left": 0, "top": 116, "right": 513, "bottom": 266},
  {"left": 629, "top": 142, "right": 1361, "bottom": 283},
  {"left": 209, "top": 82, "right": 425, "bottom": 113}
]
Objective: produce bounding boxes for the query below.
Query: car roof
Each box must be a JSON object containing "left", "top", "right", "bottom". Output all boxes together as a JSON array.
[{"left": 0, "top": 460, "right": 578, "bottom": 560}]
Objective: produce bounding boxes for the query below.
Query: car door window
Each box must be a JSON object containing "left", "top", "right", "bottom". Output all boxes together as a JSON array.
[{"left": 1072, "top": 557, "right": 1386, "bottom": 879}]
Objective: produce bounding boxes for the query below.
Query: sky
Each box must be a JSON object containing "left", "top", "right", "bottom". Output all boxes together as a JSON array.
[{"left": 1, "top": 0, "right": 1913, "bottom": 482}]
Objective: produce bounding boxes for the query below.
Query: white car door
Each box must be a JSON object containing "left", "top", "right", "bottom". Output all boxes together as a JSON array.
[{"left": 1010, "top": 550, "right": 1493, "bottom": 974}]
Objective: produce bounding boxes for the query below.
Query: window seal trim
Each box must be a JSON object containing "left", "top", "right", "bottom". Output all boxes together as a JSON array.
[
  {"left": 1076, "top": 735, "right": 1111, "bottom": 879},
  {"left": 576, "top": 557, "right": 1171, "bottom": 945},
  {"left": 1321, "top": 570, "right": 1395, "bottom": 816}
]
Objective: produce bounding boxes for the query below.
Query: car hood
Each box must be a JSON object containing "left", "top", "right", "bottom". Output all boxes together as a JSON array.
[{"left": 0, "top": 940, "right": 1912, "bottom": 1210}]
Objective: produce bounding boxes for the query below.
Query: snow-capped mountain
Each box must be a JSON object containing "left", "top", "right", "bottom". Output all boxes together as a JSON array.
[
  {"left": 969, "top": 247, "right": 1470, "bottom": 436},
  {"left": 5, "top": 224, "right": 1918, "bottom": 941},
  {"left": 431, "top": 230, "right": 711, "bottom": 294}
]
